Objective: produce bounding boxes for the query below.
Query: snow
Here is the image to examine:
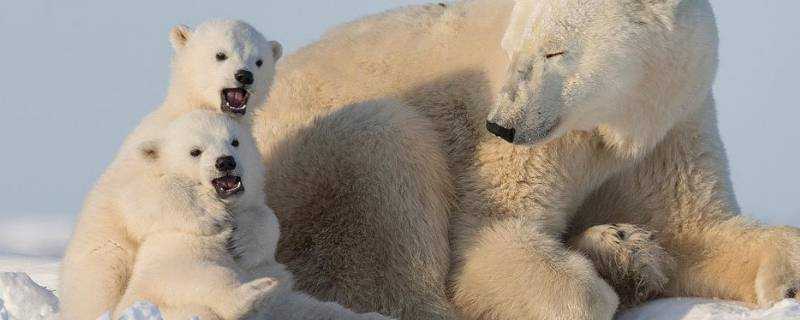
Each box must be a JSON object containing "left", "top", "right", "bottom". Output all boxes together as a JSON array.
[
  {"left": 0, "top": 213, "right": 69, "bottom": 292},
  {"left": 618, "top": 298, "right": 800, "bottom": 320},
  {"left": 98, "top": 301, "right": 202, "bottom": 320},
  {"left": 0, "top": 255, "right": 60, "bottom": 292},
  {"left": 1, "top": 267, "right": 798, "bottom": 320},
  {"left": 0, "top": 273, "right": 58, "bottom": 320},
  {"left": 96, "top": 302, "right": 167, "bottom": 320},
  {"left": 1, "top": 214, "right": 800, "bottom": 320}
]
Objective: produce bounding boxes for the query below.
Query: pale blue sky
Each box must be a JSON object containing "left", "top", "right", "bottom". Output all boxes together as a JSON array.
[{"left": 0, "top": 1, "right": 797, "bottom": 226}]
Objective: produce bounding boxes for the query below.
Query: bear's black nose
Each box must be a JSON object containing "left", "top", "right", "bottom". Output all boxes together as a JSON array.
[
  {"left": 486, "top": 121, "right": 515, "bottom": 143},
  {"left": 215, "top": 156, "right": 237, "bottom": 172},
  {"left": 235, "top": 69, "right": 254, "bottom": 86}
]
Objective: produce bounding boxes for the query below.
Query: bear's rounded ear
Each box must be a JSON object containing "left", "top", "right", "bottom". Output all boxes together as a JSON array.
[
  {"left": 138, "top": 140, "right": 161, "bottom": 162},
  {"left": 170, "top": 25, "right": 192, "bottom": 50},
  {"left": 269, "top": 40, "right": 283, "bottom": 61}
]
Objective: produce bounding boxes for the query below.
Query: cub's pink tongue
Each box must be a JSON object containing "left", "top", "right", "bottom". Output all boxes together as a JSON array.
[
  {"left": 218, "top": 177, "right": 239, "bottom": 190},
  {"left": 225, "top": 89, "right": 247, "bottom": 108},
  {"left": 213, "top": 176, "right": 243, "bottom": 198},
  {"left": 214, "top": 176, "right": 241, "bottom": 190}
]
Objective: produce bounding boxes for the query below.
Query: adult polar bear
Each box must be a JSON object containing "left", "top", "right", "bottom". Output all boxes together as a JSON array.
[{"left": 255, "top": 0, "right": 800, "bottom": 319}]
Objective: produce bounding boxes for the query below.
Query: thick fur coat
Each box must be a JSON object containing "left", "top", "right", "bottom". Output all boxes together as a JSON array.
[
  {"left": 253, "top": 0, "right": 800, "bottom": 319},
  {"left": 111, "top": 111, "right": 281, "bottom": 320},
  {"left": 60, "top": 20, "right": 282, "bottom": 319}
]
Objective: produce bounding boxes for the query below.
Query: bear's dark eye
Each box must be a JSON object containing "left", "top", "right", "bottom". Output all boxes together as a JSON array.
[
  {"left": 545, "top": 51, "right": 566, "bottom": 59},
  {"left": 255, "top": 59, "right": 263, "bottom": 68},
  {"left": 190, "top": 149, "right": 203, "bottom": 157},
  {"left": 231, "top": 139, "right": 239, "bottom": 147},
  {"left": 216, "top": 52, "right": 227, "bottom": 61}
]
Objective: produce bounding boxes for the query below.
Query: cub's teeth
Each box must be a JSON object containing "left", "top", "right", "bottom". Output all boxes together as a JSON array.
[{"left": 224, "top": 101, "right": 246, "bottom": 110}]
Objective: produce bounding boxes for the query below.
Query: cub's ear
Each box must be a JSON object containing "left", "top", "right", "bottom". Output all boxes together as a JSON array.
[
  {"left": 269, "top": 40, "right": 283, "bottom": 61},
  {"left": 634, "top": 0, "right": 681, "bottom": 29},
  {"left": 138, "top": 140, "right": 161, "bottom": 162},
  {"left": 170, "top": 24, "right": 192, "bottom": 50}
]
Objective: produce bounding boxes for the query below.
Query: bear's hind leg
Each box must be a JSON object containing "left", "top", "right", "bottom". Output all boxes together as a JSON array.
[{"left": 266, "top": 101, "right": 457, "bottom": 319}]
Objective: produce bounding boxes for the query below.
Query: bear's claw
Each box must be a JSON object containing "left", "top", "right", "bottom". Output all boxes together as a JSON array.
[{"left": 570, "top": 223, "right": 675, "bottom": 308}]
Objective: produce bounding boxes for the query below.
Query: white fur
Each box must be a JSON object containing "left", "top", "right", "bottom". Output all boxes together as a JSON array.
[
  {"left": 490, "top": 0, "right": 713, "bottom": 159},
  {"left": 112, "top": 111, "right": 279, "bottom": 319},
  {"left": 500, "top": 0, "right": 543, "bottom": 57},
  {"left": 60, "top": 20, "right": 281, "bottom": 320},
  {"left": 81, "top": 110, "right": 391, "bottom": 320},
  {"left": 59, "top": 18, "right": 388, "bottom": 319},
  {"left": 166, "top": 20, "right": 282, "bottom": 122},
  {"left": 253, "top": 0, "right": 800, "bottom": 319}
]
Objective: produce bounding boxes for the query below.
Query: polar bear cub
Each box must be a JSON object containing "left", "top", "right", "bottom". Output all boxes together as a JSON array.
[
  {"left": 166, "top": 20, "right": 282, "bottom": 119},
  {"left": 112, "top": 111, "right": 278, "bottom": 320},
  {"left": 128, "top": 19, "right": 283, "bottom": 147},
  {"left": 61, "top": 20, "right": 282, "bottom": 320}
]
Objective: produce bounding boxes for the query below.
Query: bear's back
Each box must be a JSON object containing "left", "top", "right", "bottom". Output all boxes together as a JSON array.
[{"left": 255, "top": 0, "right": 514, "bottom": 157}]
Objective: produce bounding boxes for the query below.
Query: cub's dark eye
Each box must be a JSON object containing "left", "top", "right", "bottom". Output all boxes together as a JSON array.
[
  {"left": 255, "top": 59, "right": 263, "bottom": 68},
  {"left": 190, "top": 149, "right": 202, "bottom": 157},
  {"left": 216, "top": 52, "right": 227, "bottom": 61},
  {"left": 231, "top": 139, "right": 240, "bottom": 147},
  {"left": 545, "top": 51, "right": 566, "bottom": 59}
]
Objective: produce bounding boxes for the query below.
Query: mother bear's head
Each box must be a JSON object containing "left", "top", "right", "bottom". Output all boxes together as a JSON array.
[{"left": 487, "top": 0, "right": 718, "bottom": 158}]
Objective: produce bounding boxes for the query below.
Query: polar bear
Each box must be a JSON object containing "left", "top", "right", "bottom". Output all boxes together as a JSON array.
[
  {"left": 112, "top": 111, "right": 280, "bottom": 320},
  {"left": 162, "top": 20, "right": 282, "bottom": 120},
  {"left": 252, "top": 0, "right": 800, "bottom": 319},
  {"left": 110, "top": 111, "right": 391, "bottom": 320},
  {"left": 129, "top": 19, "right": 282, "bottom": 143},
  {"left": 60, "top": 20, "right": 281, "bottom": 320}
]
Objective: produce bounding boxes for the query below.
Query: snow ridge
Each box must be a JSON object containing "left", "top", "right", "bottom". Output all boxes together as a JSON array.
[{"left": 0, "top": 272, "right": 58, "bottom": 320}]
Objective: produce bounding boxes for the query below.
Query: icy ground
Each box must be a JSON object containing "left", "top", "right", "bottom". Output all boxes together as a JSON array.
[{"left": 1, "top": 214, "right": 799, "bottom": 320}]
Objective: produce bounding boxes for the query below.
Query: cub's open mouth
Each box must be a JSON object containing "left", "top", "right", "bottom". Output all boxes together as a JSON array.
[
  {"left": 221, "top": 88, "right": 250, "bottom": 115},
  {"left": 212, "top": 175, "right": 244, "bottom": 199}
]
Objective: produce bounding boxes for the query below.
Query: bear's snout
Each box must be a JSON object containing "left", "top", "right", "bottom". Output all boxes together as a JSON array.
[
  {"left": 215, "top": 156, "right": 237, "bottom": 172},
  {"left": 235, "top": 69, "right": 254, "bottom": 86}
]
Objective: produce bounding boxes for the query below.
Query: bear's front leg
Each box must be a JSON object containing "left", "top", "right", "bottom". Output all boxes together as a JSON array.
[
  {"left": 219, "top": 276, "right": 279, "bottom": 319},
  {"left": 451, "top": 216, "right": 619, "bottom": 320},
  {"left": 655, "top": 218, "right": 800, "bottom": 307},
  {"left": 61, "top": 219, "right": 136, "bottom": 320},
  {"left": 569, "top": 224, "right": 674, "bottom": 308},
  {"left": 755, "top": 226, "right": 800, "bottom": 306},
  {"left": 582, "top": 111, "right": 800, "bottom": 307}
]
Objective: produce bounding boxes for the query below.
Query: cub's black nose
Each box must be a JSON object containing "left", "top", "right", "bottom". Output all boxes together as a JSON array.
[
  {"left": 235, "top": 69, "right": 254, "bottom": 85},
  {"left": 486, "top": 121, "right": 515, "bottom": 143},
  {"left": 215, "top": 156, "right": 237, "bottom": 172}
]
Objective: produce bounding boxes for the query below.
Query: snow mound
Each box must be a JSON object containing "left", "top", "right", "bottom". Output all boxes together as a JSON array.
[
  {"left": 96, "top": 301, "right": 166, "bottom": 320},
  {"left": 0, "top": 255, "right": 60, "bottom": 293},
  {"left": 0, "top": 272, "right": 58, "bottom": 320},
  {"left": 619, "top": 298, "right": 800, "bottom": 320},
  {"left": 96, "top": 301, "right": 204, "bottom": 320}
]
